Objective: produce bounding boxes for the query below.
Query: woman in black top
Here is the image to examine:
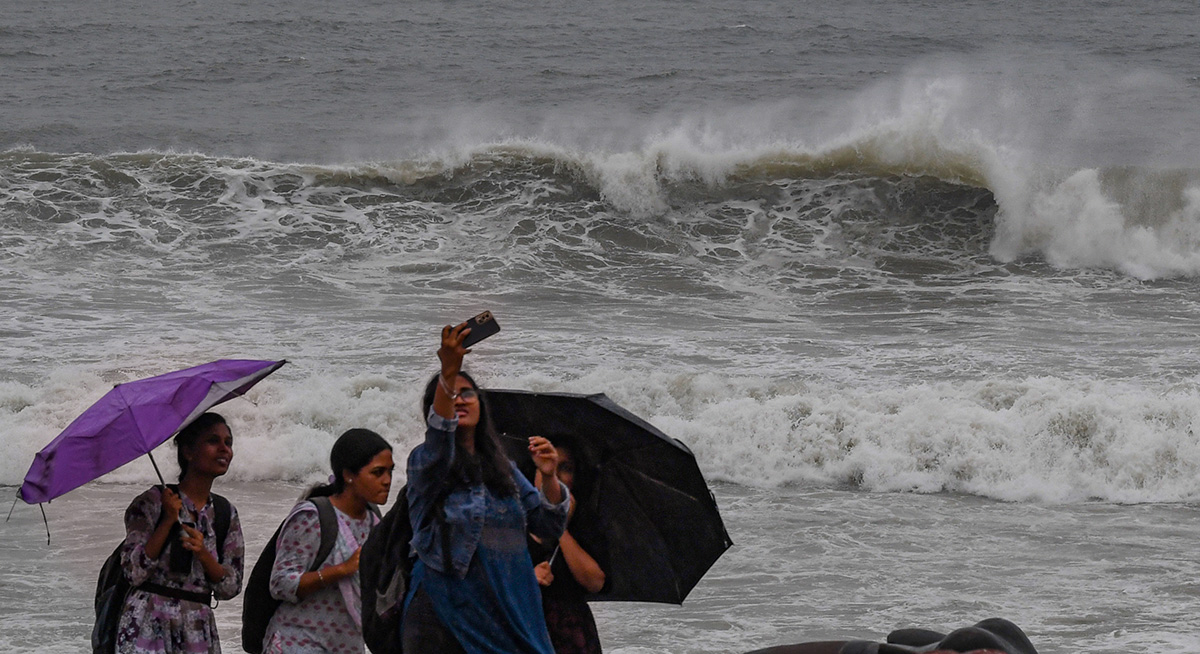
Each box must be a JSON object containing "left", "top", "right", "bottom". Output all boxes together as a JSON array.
[{"left": 530, "top": 437, "right": 606, "bottom": 654}]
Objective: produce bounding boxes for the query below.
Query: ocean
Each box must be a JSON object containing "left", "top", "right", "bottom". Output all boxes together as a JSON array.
[{"left": 3, "top": 0, "right": 1200, "bottom": 652}]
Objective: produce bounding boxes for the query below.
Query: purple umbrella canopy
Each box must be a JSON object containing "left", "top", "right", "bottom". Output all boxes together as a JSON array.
[{"left": 19, "top": 359, "right": 286, "bottom": 504}]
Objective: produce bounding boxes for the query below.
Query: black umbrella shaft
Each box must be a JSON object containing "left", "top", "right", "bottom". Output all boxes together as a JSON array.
[{"left": 147, "top": 451, "right": 167, "bottom": 488}]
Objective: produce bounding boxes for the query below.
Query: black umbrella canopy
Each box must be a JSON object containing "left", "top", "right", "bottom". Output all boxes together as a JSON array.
[{"left": 485, "top": 389, "right": 732, "bottom": 604}]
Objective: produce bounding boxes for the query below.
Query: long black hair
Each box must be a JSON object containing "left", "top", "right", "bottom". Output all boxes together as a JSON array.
[
  {"left": 307, "top": 428, "right": 393, "bottom": 499},
  {"left": 174, "top": 412, "right": 228, "bottom": 480},
  {"left": 422, "top": 371, "right": 517, "bottom": 497}
]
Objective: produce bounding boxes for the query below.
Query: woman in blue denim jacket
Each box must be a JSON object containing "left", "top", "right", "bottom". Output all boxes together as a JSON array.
[{"left": 402, "top": 323, "right": 570, "bottom": 654}]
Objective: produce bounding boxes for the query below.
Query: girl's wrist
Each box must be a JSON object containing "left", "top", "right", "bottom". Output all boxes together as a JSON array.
[{"left": 438, "top": 373, "right": 460, "bottom": 399}]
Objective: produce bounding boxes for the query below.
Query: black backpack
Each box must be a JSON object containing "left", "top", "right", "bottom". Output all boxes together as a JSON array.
[
  {"left": 241, "top": 496, "right": 339, "bottom": 654},
  {"left": 92, "top": 486, "right": 232, "bottom": 654},
  {"left": 360, "top": 485, "right": 416, "bottom": 654}
]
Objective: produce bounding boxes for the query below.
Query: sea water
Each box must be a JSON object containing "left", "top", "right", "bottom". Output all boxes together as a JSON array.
[
  {"left": 5, "top": 483, "right": 1200, "bottom": 653},
  {"left": 4, "top": 0, "right": 1200, "bottom": 652}
]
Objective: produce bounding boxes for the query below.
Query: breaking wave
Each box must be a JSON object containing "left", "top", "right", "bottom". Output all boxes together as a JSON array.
[
  {"left": 2, "top": 366, "right": 1199, "bottom": 505},
  {"left": 5, "top": 128, "right": 1200, "bottom": 280}
]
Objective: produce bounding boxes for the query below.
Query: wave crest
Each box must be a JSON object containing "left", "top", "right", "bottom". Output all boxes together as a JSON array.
[
  {"left": 6, "top": 136, "right": 1200, "bottom": 280},
  {"left": 3, "top": 368, "right": 1198, "bottom": 504}
]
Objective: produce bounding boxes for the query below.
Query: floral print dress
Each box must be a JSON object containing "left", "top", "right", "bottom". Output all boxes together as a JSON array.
[
  {"left": 263, "top": 501, "right": 378, "bottom": 654},
  {"left": 116, "top": 486, "right": 245, "bottom": 654}
]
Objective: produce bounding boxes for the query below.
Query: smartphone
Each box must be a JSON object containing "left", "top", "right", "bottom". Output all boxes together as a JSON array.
[{"left": 461, "top": 310, "right": 501, "bottom": 348}]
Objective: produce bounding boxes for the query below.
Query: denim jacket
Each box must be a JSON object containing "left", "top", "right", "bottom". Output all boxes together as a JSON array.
[{"left": 407, "top": 408, "right": 569, "bottom": 579}]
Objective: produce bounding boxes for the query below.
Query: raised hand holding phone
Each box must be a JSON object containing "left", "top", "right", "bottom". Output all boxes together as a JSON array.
[{"left": 461, "top": 310, "right": 500, "bottom": 348}]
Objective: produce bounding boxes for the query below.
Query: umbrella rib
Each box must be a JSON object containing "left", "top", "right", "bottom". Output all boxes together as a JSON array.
[
  {"left": 176, "top": 367, "right": 279, "bottom": 431},
  {"left": 106, "top": 383, "right": 145, "bottom": 442}
]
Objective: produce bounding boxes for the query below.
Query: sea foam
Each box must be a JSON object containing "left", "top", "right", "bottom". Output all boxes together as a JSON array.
[{"left": 4, "top": 366, "right": 1199, "bottom": 505}]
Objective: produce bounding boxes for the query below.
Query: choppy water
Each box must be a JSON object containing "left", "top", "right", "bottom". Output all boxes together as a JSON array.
[
  {"left": 4, "top": 0, "right": 1200, "bottom": 651},
  {"left": 5, "top": 484, "right": 1200, "bottom": 654}
]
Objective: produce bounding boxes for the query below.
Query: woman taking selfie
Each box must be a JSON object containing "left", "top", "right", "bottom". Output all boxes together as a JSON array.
[
  {"left": 263, "top": 428, "right": 393, "bottom": 653},
  {"left": 402, "top": 323, "right": 570, "bottom": 654},
  {"left": 116, "top": 413, "right": 245, "bottom": 653}
]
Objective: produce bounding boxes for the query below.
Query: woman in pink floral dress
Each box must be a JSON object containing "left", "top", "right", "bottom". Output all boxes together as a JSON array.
[
  {"left": 116, "top": 413, "right": 245, "bottom": 654},
  {"left": 263, "top": 428, "right": 394, "bottom": 654}
]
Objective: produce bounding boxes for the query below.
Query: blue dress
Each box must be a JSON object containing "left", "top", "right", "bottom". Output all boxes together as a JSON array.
[{"left": 405, "top": 409, "right": 569, "bottom": 654}]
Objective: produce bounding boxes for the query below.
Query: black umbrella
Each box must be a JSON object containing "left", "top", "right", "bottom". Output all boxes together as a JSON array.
[{"left": 486, "top": 389, "right": 732, "bottom": 604}]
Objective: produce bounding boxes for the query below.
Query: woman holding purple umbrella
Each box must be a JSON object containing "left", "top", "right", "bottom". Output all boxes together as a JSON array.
[{"left": 115, "top": 412, "right": 245, "bottom": 654}]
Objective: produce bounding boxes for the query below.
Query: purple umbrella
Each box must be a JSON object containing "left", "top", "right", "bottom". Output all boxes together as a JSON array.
[{"left": 18, "top": 359, "right": 286, "bottom": 505}]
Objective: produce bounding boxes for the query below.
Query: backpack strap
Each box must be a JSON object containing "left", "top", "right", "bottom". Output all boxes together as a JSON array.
[
  {"left": 139, "top": 581, "right": 213, "bottom": 607},
  {"left": 210, "top": 493, "right": 231, "bottom": 564},
  {"left": 308, "top": 496, "right": 339, "bottom": 573}
]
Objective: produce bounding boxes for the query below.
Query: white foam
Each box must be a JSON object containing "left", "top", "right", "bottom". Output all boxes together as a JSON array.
[
  {"left": 371, "top": 52, "right": 1200, "bottom": 279},
  {"left": 6, "top": 366, "right": 1199, "bottom": 505},
  {"left": 8, "top": 74, "right": 1200, "bottom": 283},
  {"left": 990, "top": 166, "right": 1200, "bottom": 278}
]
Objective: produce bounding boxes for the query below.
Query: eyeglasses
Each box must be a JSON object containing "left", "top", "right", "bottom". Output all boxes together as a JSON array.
[{"left": 456, "top": 389, "right": 479, "bottom": 402}]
